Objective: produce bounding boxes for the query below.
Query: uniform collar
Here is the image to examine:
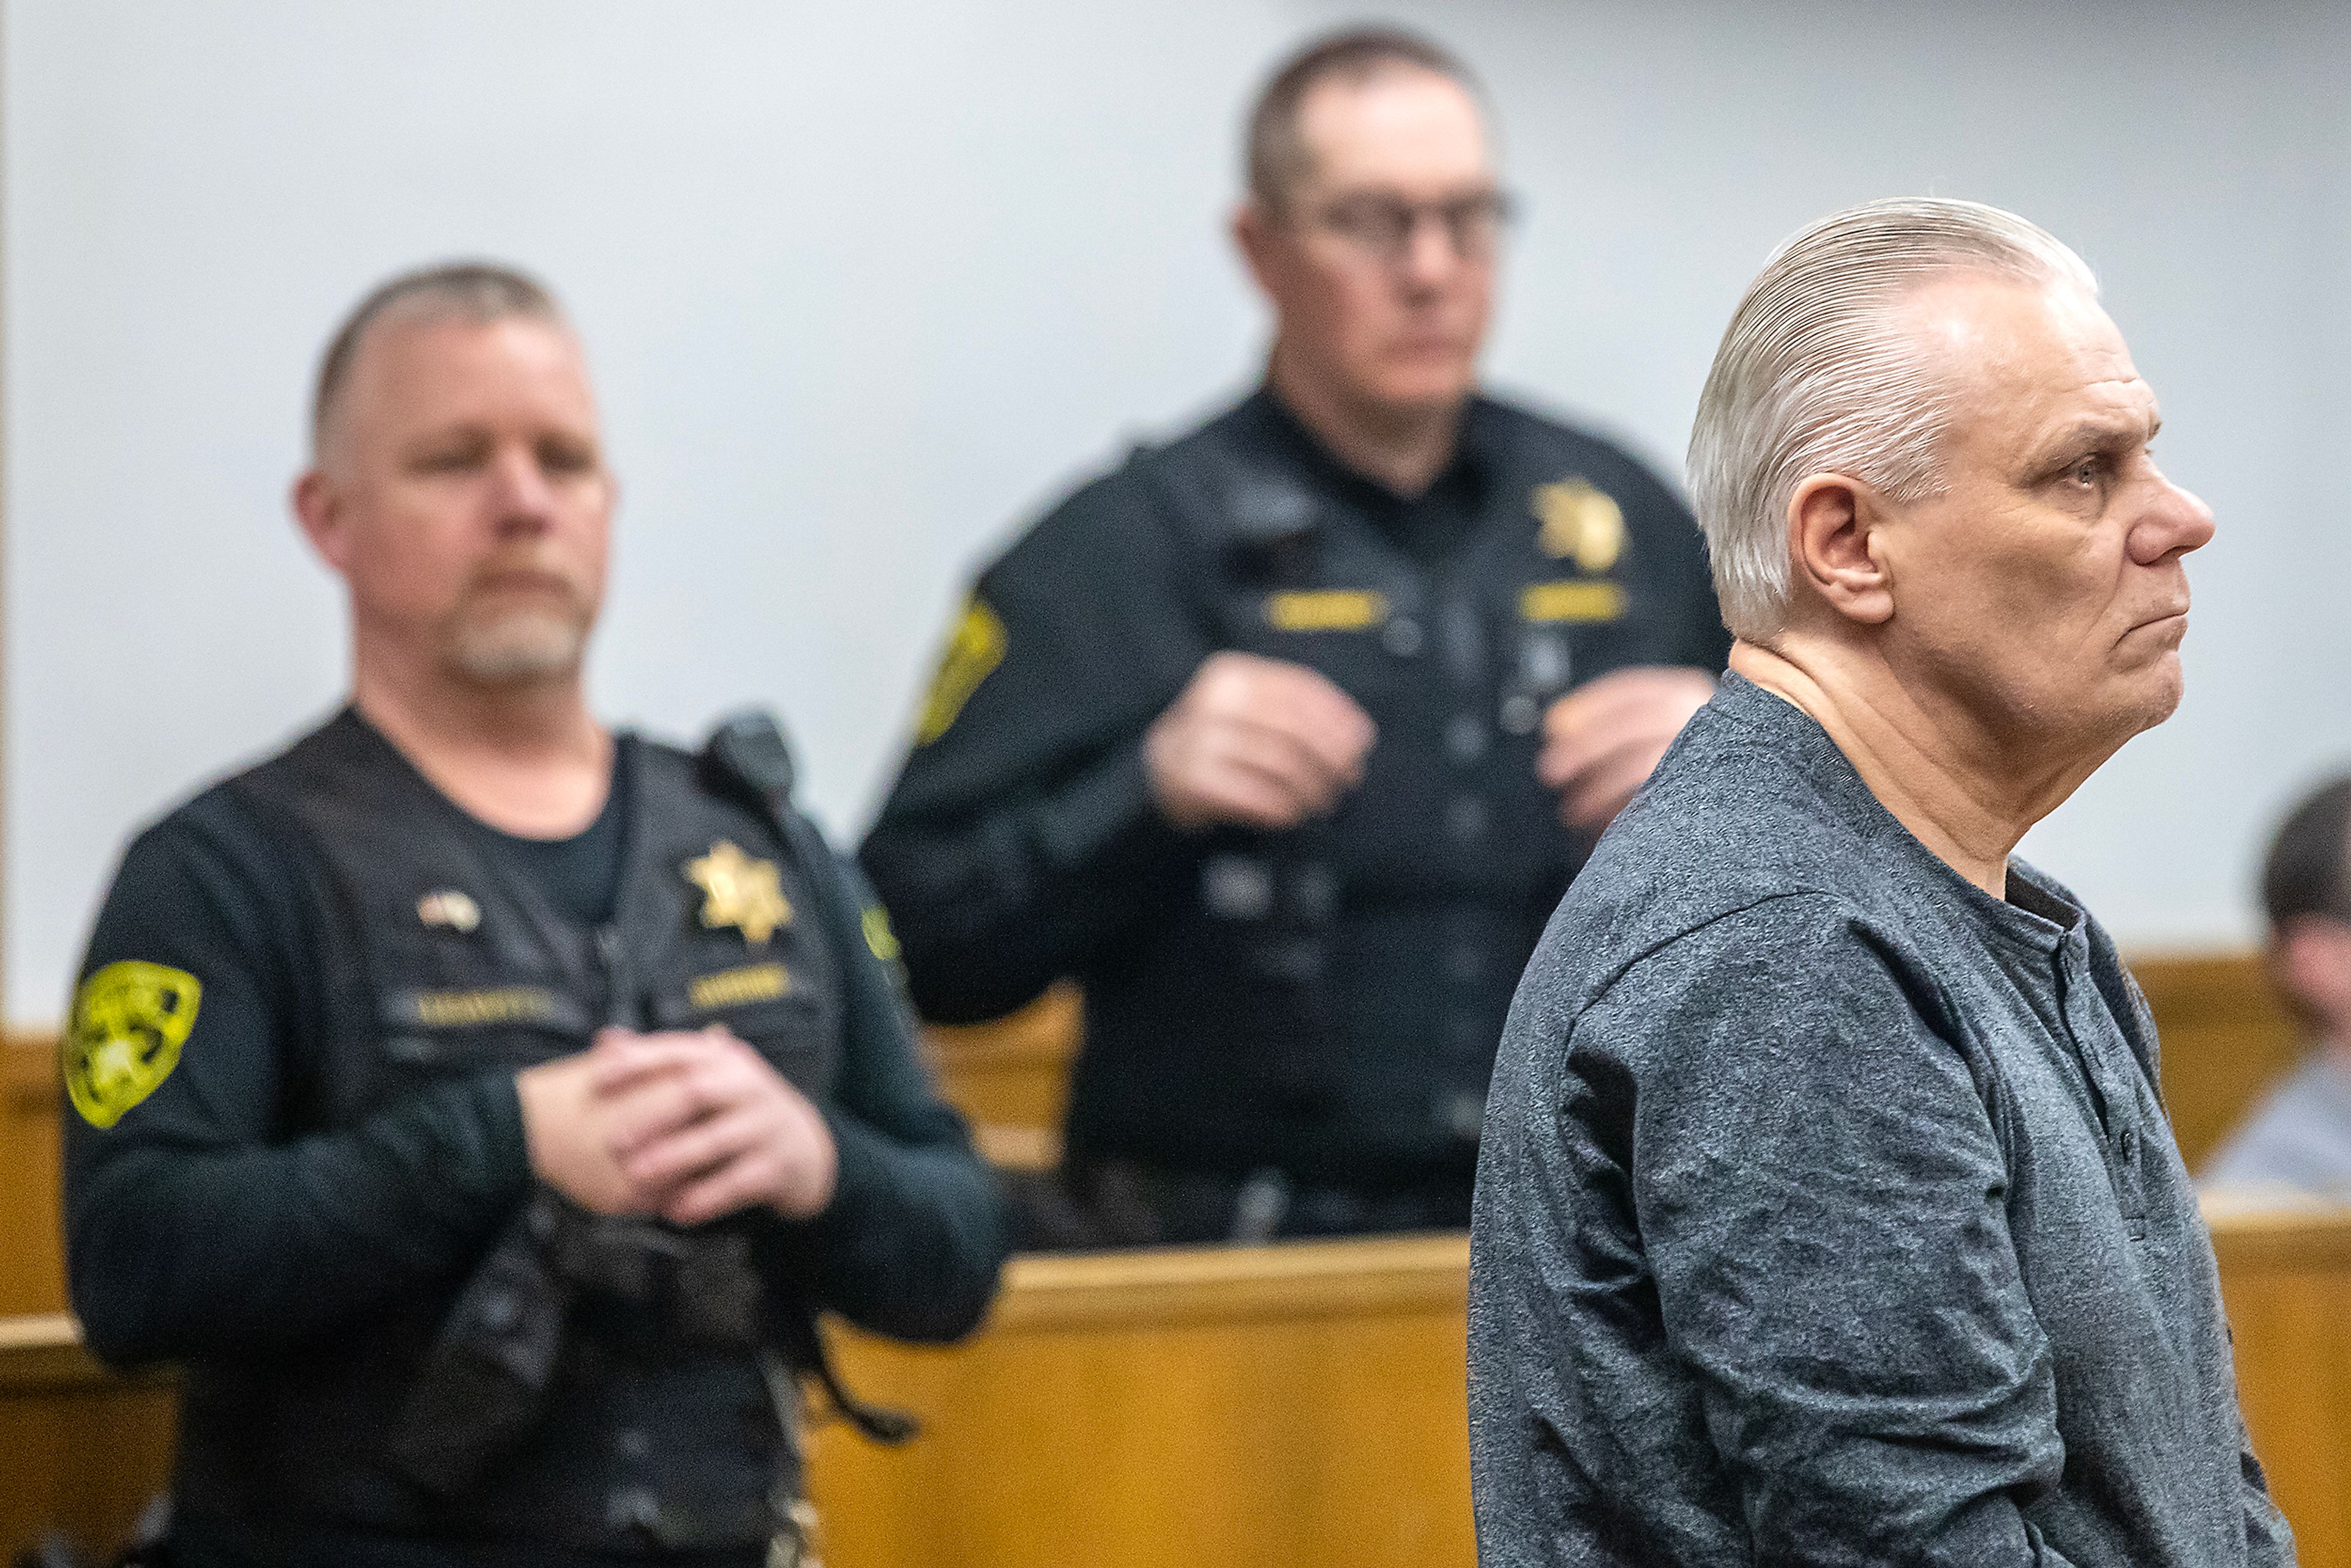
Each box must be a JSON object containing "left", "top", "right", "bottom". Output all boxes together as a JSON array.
[
  {"left": 1241, "top": 383, "right": 1495, "bottom": 509},
  {"left": 1237, "top": 386, "right": 1496, "bottom": 569}
]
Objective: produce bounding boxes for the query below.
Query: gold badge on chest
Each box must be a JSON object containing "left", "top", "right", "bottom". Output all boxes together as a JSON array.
[
  {"left": 684, "top": 840, "right": 792, "bottom": 945},
  {"left": 1533, "top": 478, "right": 1627, "bottom": 574}
]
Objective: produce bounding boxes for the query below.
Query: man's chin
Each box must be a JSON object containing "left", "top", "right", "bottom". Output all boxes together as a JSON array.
[
  {"left": 2117, "top": 655, "right": 2186, "bottom": 734},
  {"left": 444, "top": 612, "right": 591, "bottom": 686},
  {"left": 1361, "top": 373, "right": 1475, "bottom": 426}
]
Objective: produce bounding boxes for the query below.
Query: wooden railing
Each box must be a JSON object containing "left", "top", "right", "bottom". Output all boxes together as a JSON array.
[
  {"left": 0, "top": 1236, "right": 1474, "bottom": 1566},
  {"left": 0, "top": 1037, "right": 64, "bottom": 1321},
  {"left": 10, "top": 1210, "right": 2351, "bottom": 1564},
  {"left": 809, "top": 1234, "right": 1474, "bottom": 1567},
  {"left": 2208, "top": 1209, "right": 2351, "bottom": 1566},
  {"left": 0, "top": 1314, "right": 175, "bottom": 1551}
]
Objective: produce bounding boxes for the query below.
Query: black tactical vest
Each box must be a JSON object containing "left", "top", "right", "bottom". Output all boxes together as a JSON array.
[
  {"left": 173, "top": 710, "right": 846, "bottom": 1552},
  {"left": 1063, "top": 400, "right": 1716, "bottom": 1186}
]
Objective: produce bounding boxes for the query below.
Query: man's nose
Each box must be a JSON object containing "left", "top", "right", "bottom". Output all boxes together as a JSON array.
[
  {"left": 1399, "top": 212, "right": 1460, "bottom": 290},
  {"left": 2129, "top": 471, "right": 2215, "bottom": 565},
  {"left": 486, "top": 445, "right": 557, "bottom": 531}
]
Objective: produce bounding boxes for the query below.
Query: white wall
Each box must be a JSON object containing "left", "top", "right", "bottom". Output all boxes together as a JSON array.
[{"left": 8, "top": 0, "right": 2347, "bottom": 1023}]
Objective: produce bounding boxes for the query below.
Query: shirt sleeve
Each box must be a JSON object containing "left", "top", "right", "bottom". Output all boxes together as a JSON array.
[
  {"left": 62, "top": 805, "right": 531, "bottom": 1367},
  {"left": 1595, "top": 894, "right": 2077, "bottom": 1567},
  {"left": 2238, "top": 1425, "right": 2295, "bottom": 1564},
  {"left": 773, "top": 850, "right": 1010, "bottom": 1342},
  {"left": 859, "top": 469, "right": 1209, "bottom": 1022}
]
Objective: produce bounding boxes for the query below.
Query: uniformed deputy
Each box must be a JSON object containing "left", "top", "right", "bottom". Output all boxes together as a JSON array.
[
  {"left": 861, "top": 28, "right": 1731, "bottom": 1248},
  {"left": 61, "top": 264, "right": 1006, "bottom": 1566}
]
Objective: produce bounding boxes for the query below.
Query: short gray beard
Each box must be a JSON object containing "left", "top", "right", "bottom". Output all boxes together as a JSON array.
[{"left": 444, "top": 606, "right": 591, "bottom": 686}]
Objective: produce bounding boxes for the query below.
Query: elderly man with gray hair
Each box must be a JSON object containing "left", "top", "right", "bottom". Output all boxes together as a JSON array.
[{"left": 1468, "top": 198, "right": 2293, "bottom": 1566}]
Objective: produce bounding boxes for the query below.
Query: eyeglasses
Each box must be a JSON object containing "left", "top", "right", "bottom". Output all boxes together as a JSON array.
[{"left": 1302, "top": 190, "right": 1518, "bottom": 268}]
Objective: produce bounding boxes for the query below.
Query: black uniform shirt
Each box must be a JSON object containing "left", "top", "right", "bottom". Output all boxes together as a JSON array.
[
  {"left": 62, "top": 713, "right": 1005, "bottom": 1562},
  {"left": 863, "top": 388, "right": 1730, "bottom": 1187},
  {"left": 470, "top": 736, "right": 631, "bottom": 927}
]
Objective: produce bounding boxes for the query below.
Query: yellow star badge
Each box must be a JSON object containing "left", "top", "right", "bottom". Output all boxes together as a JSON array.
[
  {"left": 683, "top": 840, "right": 792, "bottom": 945},
  {"left": 1534, "top": 478, "right": 1627, "bottom": 574}
]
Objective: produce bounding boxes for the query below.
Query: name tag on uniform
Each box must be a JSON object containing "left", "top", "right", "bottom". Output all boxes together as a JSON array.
[
  {"left": 400, "top": 986, "right": 567, "bottom": 1029},
  {"left": 1520, "top": 580, "right": 1625, "bottom": 625},
  {"left": 1264, "top": 589, "right": 1390, "bottom": 632},
  {"left": 687, "top": 962, "right": 792, "bottom": 1010}
]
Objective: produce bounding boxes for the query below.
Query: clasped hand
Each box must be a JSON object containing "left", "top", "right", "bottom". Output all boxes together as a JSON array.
[
  {"left": 516, "top": 1027, "right": 839, "bottom": 1226},
  {"left": 1145, "top": 650, "right": 1712, "bottom": 838},
  {"left": 1537, "top": 666, "right": 1717, "bottom": 836}
]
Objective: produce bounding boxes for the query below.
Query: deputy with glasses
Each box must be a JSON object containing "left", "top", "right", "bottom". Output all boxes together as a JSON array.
[{"left": 863, "top": 26, "right": 1730, "bottom": 1247}]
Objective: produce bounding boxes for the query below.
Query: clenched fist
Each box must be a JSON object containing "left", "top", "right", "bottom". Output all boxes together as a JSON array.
[{"left": 1144, "top": 651, "right": 1377, "bottom": 831}]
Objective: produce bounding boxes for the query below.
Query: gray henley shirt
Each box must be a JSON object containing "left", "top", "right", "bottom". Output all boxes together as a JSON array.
[{"left": 1469, "top": 673, "right": 2292, "bottom": 1567}]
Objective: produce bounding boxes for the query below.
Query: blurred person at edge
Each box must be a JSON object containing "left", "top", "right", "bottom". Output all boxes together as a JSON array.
[
  {"left": 1472, "top": 198, "right": 2290, "bottom": 1566},
  {"left": 2203, "top": 776, "right": 2351, "bottom": 1195},
  {"left": 862, "top": 26, "right": 1728, "bottom": 1248},
  {"left": 61, "top": 264, "right": 1004, "bottom": 1567}
]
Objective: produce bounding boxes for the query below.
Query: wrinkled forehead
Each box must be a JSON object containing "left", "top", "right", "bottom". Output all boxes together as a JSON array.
[
  {"left": 1900, "top": 275, "right": 2154, "bottom": 465},
  {"left": 1292, "top": 67, "right": 1494, "bottom": 198}
]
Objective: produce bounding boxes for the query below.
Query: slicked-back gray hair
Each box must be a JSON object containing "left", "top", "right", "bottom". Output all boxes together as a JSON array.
[
  {"left": 1687, "top": 198, "right": 2098, "bottom": 642},
  {"left": 311, "top": 261, "right": 564, "bottom": 456}
]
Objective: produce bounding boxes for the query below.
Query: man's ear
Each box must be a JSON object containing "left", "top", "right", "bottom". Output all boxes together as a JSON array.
[
  {"left": 1231, "top": 198, "right": 1281, "bottom": 300},
  {"left": 1786, "top": 473, "right": 1895, "bottom": 626},
  {"left": 291, "top": 467, "right": 353, "bottom": 576}
]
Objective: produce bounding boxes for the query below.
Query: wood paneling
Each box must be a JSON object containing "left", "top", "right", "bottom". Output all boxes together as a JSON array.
[
  {"left": 0, "top": 951, "right": 2328, "bottom": 1562},
  {"left": 922, "top": 986, "right": 1079, "bottom": 1139},
  {"left": 2211, "top": 1208, "right": 2351, "bottom": 1567},
  {"left": 0, "top": 1238, "right": 1474, "bottom": 1566},
  {"left": 2135, "top": 953, "right": 2304, "bottom": 1170},
  {"left": 807, "top": 1236, "right": 1474, "bottom": 1568},
  {"left": 1, "top": 1035, "right": 64, "bottom": 1316},
  {"left": 0, "top": 1316, "right": 174, "bottom": 1556},
  {"left": 1, "top": 953, "right": 2304, "bottom": 1302},
  {"left": 9, "top": 1213, "right": 2351, "bottom": 1566}
]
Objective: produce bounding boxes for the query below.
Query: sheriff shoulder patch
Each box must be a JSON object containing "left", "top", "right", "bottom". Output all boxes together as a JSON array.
[
  {"left": 64, "top": 960, "right": 202, "bottom": 1129},
  {"left": 916, "top": 596, "right": 1008, "bottom": 745},
  {"left": 861, "top": 904, "right": 902, "bottom": 964}
]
